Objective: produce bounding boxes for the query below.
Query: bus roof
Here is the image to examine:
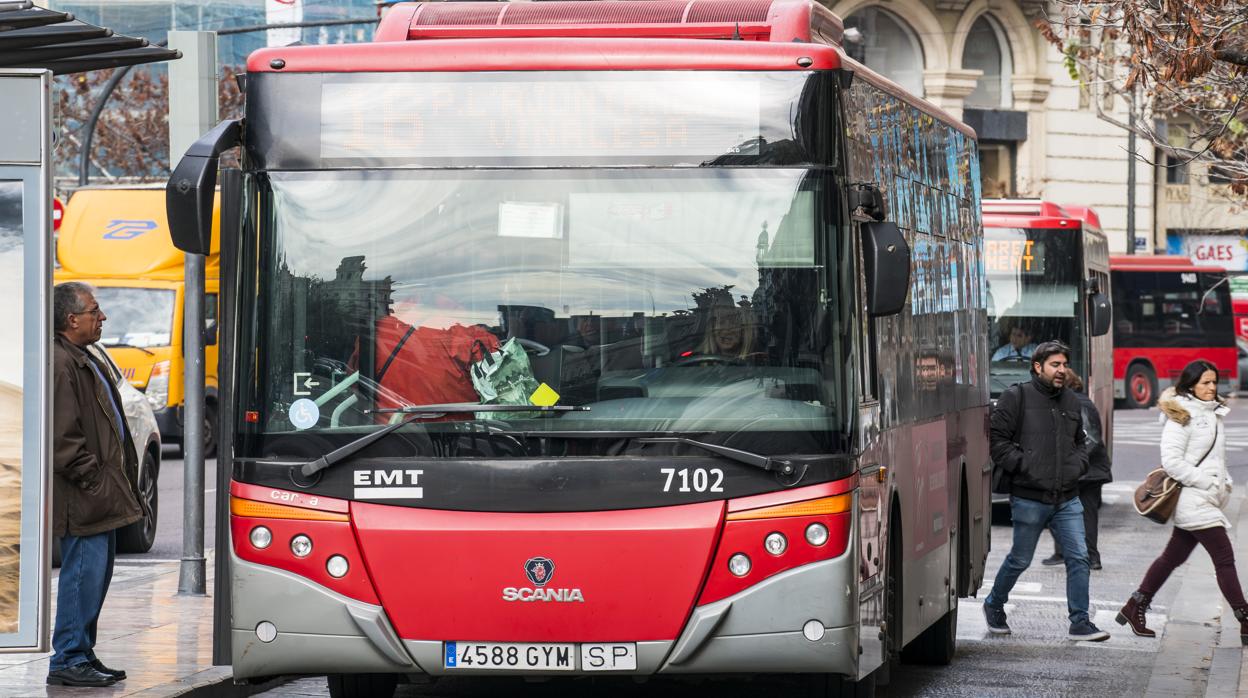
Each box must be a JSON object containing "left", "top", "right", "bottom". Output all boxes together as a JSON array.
[
  {"left": 981, "top": 199, "right": 1101, "bottom": 232},
  {"left": 246, "top": 0, "right": 975, "bottom": 140},
  {"left": 1110, "top": 255, "right": 1226, "bottom": 274}
]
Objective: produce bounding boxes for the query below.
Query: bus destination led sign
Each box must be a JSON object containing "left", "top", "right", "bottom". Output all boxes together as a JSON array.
[
  {"left": 984, "top": 239, "right": 1045, "bottom": 276},
  {"left": 320, "top": 76, "right": 763, "bottom": 161}
]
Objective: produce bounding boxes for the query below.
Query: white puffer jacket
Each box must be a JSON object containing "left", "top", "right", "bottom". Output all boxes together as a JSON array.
[{"left": 1158, "top": 388, "right": 1233, "bottom": 531}]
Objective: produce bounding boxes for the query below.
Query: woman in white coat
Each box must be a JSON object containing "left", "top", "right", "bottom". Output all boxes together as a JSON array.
[{"left": 1117, "top": 361, "right": 1247, "bottom": 643}]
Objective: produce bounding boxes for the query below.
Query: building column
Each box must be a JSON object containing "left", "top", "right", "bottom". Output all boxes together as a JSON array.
[
  {"left": 1010, "top": 74, "right": 1052, "bottom": 197},
  {"left": 922, "top": 68, "right": 981, "bottom": 120}
]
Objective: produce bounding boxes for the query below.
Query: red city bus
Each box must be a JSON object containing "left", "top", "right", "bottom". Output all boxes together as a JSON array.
[
  {"left": 981, "top": 200, "right": 1113, "bottom": 492},
  {"left": 167, "top": 2, "right": 990, "bottom": 695},
  {"left": 1111, "top": 255, "right": 1237, "bottom": 407}
]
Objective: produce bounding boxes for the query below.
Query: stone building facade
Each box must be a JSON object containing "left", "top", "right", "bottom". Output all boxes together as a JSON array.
[{"left": 827, "top": 0, "right": 1153, "bottom": 252}]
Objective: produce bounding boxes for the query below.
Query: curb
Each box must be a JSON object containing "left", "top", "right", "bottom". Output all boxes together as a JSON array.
[
  {"left": 1144, "top": 489, "right": 1244, "bottom": 697},
  {"left": 125, "top": 666, "right": 288, "bottom": 698}
]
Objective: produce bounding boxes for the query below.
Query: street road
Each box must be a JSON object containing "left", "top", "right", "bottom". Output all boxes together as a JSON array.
[
  {"left": 154, "top": 404, "right": 1248, "bottom": 697},
  {"left": 117, "top": 448, "right": 219, "bottom": 563}
]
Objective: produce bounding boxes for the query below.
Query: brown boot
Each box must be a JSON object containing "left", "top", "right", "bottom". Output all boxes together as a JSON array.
[
  {"left": 1234, "top": 608, "right": 1248, "bottom": 645},
  {"left": 1116, "top": 591, "right": 1156, "bottom": 638}
]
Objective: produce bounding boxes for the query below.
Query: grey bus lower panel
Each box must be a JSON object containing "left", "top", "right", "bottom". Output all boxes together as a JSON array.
[
  {"left": 660, "top": 556, "right": 859, "bottom": 675},
  {"left": 659, "top": 627, "right": 856, "bottom": 675},
  {"left": 231, "top": 555, "right": 420, "bottom": 679}
]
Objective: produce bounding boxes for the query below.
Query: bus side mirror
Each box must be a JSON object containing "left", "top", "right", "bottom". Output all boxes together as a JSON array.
[
  {"left": 862, "top": 221, "right": 910, "bottom": 317},
  {"left": 1090, "top": 292, "right": 1111, "bottom": 336},
  {"left": 167, "top": 119, "right": 242, "bottom": 255}
]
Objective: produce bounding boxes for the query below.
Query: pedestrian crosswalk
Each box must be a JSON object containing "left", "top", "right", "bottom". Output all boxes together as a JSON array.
[
  {"left": 963, "top": 580, "right": 1167, "bottom": 652},
  {"left": 1113, "top": 413, "right": 1248, "bottom": 452}
]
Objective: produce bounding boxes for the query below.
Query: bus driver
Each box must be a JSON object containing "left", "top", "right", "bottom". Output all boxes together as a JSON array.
[{"left": 993, "top": 324, "right": 1037, "bottom": 362}]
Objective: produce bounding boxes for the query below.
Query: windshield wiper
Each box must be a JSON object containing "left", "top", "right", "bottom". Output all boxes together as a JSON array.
[
  {"left": 368, "top": 403, "right": 591, "bottom": 415},
  {"left": 637, "top": 437, "right": 799, "bottom": 476},
  {"left": 104, "top": 342, "right": 155, "bottom": 356},
  {"left": 300, "top": 404, "right": 591, "bottom": 477}
]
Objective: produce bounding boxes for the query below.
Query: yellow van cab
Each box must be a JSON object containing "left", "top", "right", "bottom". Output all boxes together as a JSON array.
[{"left": 54, "top": 186, "right": 220, "bottom": 457}]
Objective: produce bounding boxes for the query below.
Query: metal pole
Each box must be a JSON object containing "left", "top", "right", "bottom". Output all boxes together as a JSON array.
[
  {"left": 168, "top": 30, "right": 217, "bottom": 595},
  {"left": 1126, "top": 89, "right": 1137, "bottom": 255}
]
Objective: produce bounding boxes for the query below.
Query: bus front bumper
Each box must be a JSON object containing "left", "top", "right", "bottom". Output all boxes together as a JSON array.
[{"left": 231, "top": 551, "right": 859, "bottom": 679}]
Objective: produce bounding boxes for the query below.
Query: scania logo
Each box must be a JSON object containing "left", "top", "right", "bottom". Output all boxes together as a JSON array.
[
  {"left": 525, "top": 557, "right": 555, "bottom": 587},
  {"left": 503, "top": 556, "right": 585, "bottom": 603}
]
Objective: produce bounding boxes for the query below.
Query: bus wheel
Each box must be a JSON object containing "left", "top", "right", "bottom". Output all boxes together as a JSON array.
[
  {"left": 326, "top": 673, "right": 398, "bottom": 698},
  {"left": 1125, "top": 364, "right": 1157, "bottom": 409}
]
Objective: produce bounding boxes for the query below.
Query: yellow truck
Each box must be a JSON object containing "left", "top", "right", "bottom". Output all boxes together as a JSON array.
[{"left": 55, "top": 186, "right": 220, "bottom": 457}]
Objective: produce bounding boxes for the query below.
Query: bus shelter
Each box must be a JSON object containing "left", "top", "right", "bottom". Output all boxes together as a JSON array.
[{"left": 0, "top": 0, "right": 177, "bottom": 652}]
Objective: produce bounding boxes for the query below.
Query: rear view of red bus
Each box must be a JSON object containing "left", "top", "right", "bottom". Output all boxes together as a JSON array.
[
  {"left": 1111, "top": 255, "right": 1237, "bottom": 407},
  {"left": 166, "top": 2, "right": 990, "bottom": 696}
]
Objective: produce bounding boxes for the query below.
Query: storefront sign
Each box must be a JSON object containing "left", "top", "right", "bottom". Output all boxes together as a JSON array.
[{"left": 1168, "top": 233, "right": 1248, "bottom": 272}]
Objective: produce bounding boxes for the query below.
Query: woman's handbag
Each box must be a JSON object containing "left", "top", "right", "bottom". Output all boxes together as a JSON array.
[{"left": 1133, "top": 422, "right": 1218, "bottom": 524}]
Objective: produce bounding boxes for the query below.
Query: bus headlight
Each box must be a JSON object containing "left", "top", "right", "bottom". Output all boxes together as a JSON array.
[
  {"left": 290, "top": 534, "right": 313, "bottom": 558},
  {"left": 145, "top": 360, "right": 170, "bottom": 409},
  {"left": 805, "top": 523, "right": 829, "bottom": 547},
  {"left": 326, "top": 555, "right": 349, "bottom": 578},
  {"left": 764, "top": 532, "right": 788, "bottom": 556},
  {"left": 249, "top": 526, "right": 272, "bottom": 549}
]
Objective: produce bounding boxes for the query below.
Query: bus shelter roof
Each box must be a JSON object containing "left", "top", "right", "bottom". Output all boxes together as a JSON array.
[{"left": 0, "top": 1, "right": 179, "bottom": 74}]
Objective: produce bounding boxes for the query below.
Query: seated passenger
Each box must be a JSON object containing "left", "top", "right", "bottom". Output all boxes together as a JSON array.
[{"left": 992, "top": 325, "right": 1036, "bottom": 362}]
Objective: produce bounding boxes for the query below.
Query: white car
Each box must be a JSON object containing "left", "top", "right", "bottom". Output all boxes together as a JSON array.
[
  {"left": 52, "top": 346, "right": 161, "bottom": 559},
  {"left": 86, "top": 344, "right": 161, "bottom": 553}
]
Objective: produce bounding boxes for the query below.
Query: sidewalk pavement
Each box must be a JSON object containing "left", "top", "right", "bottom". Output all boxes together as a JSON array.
[
  {"left": 0, "top": 552, "right": 274, "bottom": 698},
  {"left": 1147, "top": 488, "right": 1248, "bottom": 697}
]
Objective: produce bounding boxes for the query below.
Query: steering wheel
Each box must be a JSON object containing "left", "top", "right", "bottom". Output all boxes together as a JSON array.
[
  {"left": 674, "top": 354, "right": 743, "bottom": 367},
  {"left": 515, "top": 338, "right": 550, "bottom": 357},
  {"left": 999, "top": 354, "right": 1031, "bottom": 363}
]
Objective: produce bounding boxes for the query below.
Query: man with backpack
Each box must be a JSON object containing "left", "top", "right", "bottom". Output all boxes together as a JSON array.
[{"left": 983, "top": 341, "right": 1110, "bottom": 642}]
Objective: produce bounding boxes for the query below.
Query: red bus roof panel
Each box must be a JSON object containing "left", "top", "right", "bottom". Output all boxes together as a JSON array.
[
  {"left": 1110, "top": 254, "right": 1227, "bottom": 273},
  {"left": 373, "top": 0, "right": 841, "bottom": 44},
  {"left": 982, "top": 199, "right": 1101, "bottom": 232},
  {"left": 247, "top": 37, "right": 842, "bottom": 73}
]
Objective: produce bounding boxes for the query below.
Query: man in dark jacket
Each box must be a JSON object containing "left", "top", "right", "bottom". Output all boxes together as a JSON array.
[
  {"left": 48, "top": 282, "right": 143, "bottom": 687},
  {"left": 983, "top": 341, "right": 1110, "bottom": 642},
  {"left": 1041, "top": 369, "right": 1112, "bottom": 569}
]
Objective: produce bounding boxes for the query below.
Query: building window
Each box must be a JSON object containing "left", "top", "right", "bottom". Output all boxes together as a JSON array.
[
  {"left": 962, "top": 16, "right": 1012, "bottom": 109},
  {"left": 844, "top": 7, "right": 925, "bottom": 97},
  {"left": 1165, "top": 155, "right": 1189, "bottom": 185},
  {"left": 1209, "top": 165, "right": 1235, "bottom": 185}
]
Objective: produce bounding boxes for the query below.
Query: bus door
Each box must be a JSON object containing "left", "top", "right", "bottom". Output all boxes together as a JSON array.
[{"left": 851, "top": 215, "right": 887, "bottom": 676}]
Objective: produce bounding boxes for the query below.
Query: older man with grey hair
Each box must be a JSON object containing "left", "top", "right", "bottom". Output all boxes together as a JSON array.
[{"left": 47, "top": 282, "right": 142, "bottom": 687}]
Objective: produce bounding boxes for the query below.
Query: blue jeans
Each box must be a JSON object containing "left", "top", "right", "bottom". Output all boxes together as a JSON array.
[
  {"left": 50, "top": 530, "right": 116, "bottom": 671},
  {"left": 985, "top": 495, "right": 1091, "bottom": 624}
]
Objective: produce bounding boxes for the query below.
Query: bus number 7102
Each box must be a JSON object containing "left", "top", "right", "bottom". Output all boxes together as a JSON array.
[{"left": 660, "top": 468, "right": 724, "bottom": 493}]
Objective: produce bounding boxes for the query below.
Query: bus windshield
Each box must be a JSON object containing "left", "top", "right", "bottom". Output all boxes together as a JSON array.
[
  {"left": 238, "top": 168, "right": 847, "bottom": 459},
  {"left": 984, "top": 226, "right": 1083, "bottom": 395},
  {"left": 93, "top": 287, "right": 176, "bottom": 349}
]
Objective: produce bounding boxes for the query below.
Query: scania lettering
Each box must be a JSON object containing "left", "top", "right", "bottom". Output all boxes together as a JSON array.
[
  {"left": 501, "top": 587, "right": 586, "bottom": 603},
  {"left": 168, "top": 2, "right": 991, "bottom": 696}
]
